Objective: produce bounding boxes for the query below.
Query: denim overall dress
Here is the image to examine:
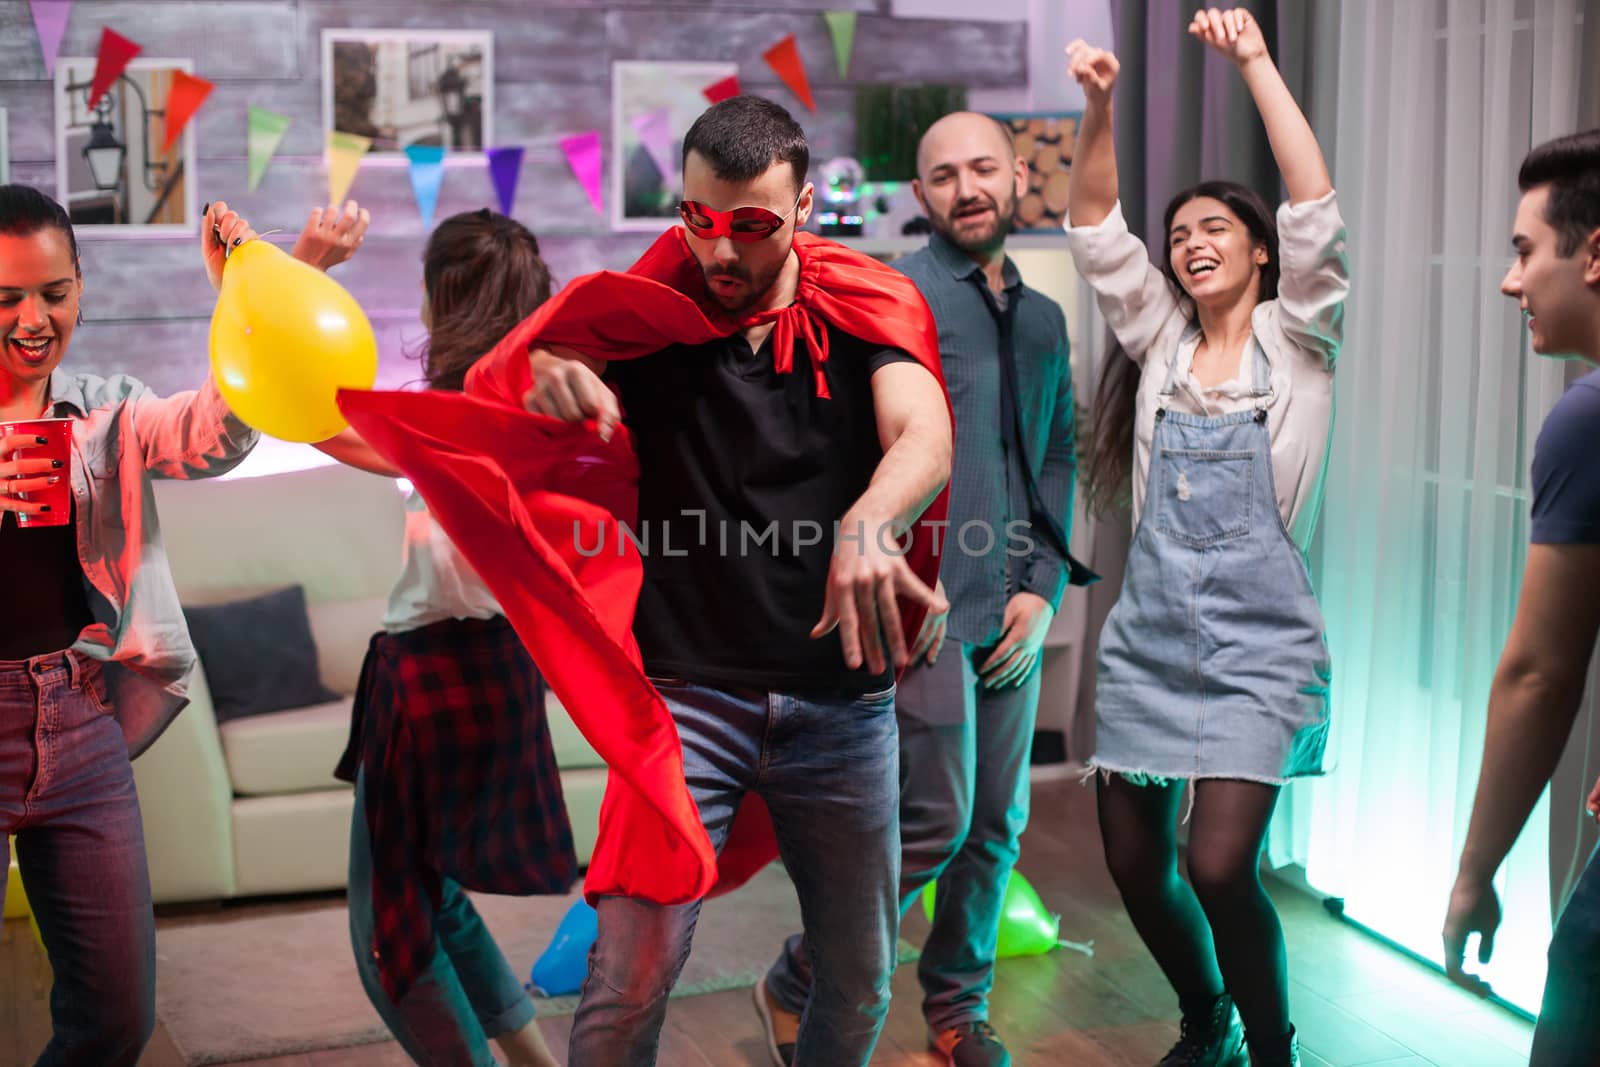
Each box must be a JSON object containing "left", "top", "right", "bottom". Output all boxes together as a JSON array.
[{"left": 1092, "top": 336, "right": 1331, "bottom": 784}]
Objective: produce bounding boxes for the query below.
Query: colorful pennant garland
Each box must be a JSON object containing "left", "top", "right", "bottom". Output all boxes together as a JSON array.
[
  {"left": 246, "top": 106, "right": 291, "bottom": 191},
  {"left": 486, "top": 146, "right": 524, "bottom": 216},
  {"left": 325, "top": 130, "right": 372, "bottom": 206},
  {"left": 702, "top": 74, "right": 741, "bottom": 105},
  {"left": 87, "top": 27, "right": 141, "bottom": 110},
  {"left": 762, "top": 34, "right": 815, "bottom": 113},
  {"left": 559, "top": 131, "right": 603, "bottom": 217},
  {"left": 28, "top": 0, "right": 71, "bottom": 78},
  {"left": 405, "top": 144, "right": 447, "bottom": 228},
  {"left": 160, "top": 69, "right": 213, "bottom": 154},
  {"left": 630, "top": 106, "right": 676, "bottom": 185},
  {"left": 51, "top": 26, "right": 828, "bottom": 230},
  {"left": 822, "top": 11, "right": 857, "bottom": 78}
]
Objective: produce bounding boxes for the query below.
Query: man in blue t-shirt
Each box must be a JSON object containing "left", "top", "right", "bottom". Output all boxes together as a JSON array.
[{"left": 1443, "top": 128, "right": 1600, "bottom": 1063}]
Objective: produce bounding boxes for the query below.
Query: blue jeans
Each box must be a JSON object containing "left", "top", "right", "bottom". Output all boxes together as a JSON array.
[
  {"left": 767, "top": 644, "right": 1039, "bottom": 1033},
  {"left": 1531, "top": 843, "right": 1600, "bottom": 1064},
  {"left": 568, "top": 681, "right": 901, "bottom": 1067},
  {"left": 347, "top": 769, "right": 536, "bottom": 1067},
  {"left": 0, "top": 651, "right": 155, "bottom": 1067}
]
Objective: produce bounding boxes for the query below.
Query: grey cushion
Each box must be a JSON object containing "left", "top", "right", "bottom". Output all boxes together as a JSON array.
[{"left": 183, "top": 585, "right": 340, "bottom": 724}]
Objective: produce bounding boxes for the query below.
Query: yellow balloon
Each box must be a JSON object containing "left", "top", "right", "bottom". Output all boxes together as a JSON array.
[{"left": 208, "top": 240, "right": 378, "bottom": 443}]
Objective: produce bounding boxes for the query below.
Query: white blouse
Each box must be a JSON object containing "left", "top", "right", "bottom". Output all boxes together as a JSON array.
[
  {"left": 1064, "top": 191, "right": 1349, "bottom": 550},
  {"left": 381, "top": 489, "right": 502, "bottom": 633}
]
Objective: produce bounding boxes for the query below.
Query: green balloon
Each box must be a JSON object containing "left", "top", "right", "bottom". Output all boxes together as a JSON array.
[{"left": 920, "top": 869, "right": 1060, "bottom": 958}]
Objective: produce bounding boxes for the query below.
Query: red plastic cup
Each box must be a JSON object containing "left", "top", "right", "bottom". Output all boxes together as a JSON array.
[{"left": 1, "top": 417, "right": 73, "bottom": 529}]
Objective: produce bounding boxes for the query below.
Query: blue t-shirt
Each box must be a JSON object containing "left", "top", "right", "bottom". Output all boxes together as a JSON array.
[{"left": 1531, "top": 368, "right": 1600, "bottom": 545}]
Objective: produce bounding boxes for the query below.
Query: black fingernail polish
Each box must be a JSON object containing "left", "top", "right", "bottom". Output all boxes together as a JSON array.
[
  {"left": 50, "top": 459, "right": 63, "bottom": 469},
  {"left": 202, "top": 202, "right": 210, "bottom": 216},
  {"left": 35, "top": 435, "right": 48, "bottom": 444},
  {"left": 233, "top": 237, "right": 243, "bottom": 247}
]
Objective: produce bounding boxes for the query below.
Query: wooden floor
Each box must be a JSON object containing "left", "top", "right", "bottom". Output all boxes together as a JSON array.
[{"left": 3, "top": 777, "right": 1533, "bottom": 1066}]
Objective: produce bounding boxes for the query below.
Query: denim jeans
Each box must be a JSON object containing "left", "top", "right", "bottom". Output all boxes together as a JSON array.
[
  {"left": 767, "top": 644, "right": 1039, "bottom": 1033},
  {"left": 0, "top": 651, "right": 155, "bottom": 1067},
  {"left": 347, "top": 769, "right": 536, "bottom": 1067},
  {"left": 567, "top": 680, "right": 900, "bottom": 1067},
  {"left": 1531, "top": 843, "right": 1600, "bottom": 1064}
]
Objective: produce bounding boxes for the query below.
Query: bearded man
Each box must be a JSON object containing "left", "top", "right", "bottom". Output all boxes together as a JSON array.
[{"left": 755, "top": 111, "right": 1093, "bottom": 1067}]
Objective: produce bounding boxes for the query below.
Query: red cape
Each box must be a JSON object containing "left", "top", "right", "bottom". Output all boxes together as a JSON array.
[{"left": 338, "top": 229, "right": 950, "bottom": 904}]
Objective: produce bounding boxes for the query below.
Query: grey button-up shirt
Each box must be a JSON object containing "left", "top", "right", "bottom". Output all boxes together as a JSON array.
[
  {"left": 894, "top": 232, "right": 1077, "bottom": 647},
  {"left": 49, "top": 370, "right": 259, "bottom": 756}
]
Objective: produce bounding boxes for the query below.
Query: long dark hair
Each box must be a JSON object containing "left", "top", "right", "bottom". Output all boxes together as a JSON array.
[
  {"left": 1081, "top": 181, "right": 1279, "bottom": 517},
  {"left": 418, "top": 208, "right": 551, "bottom": 391},
  {"left": 0, "top": 184, "right": 81, "bottom": 274}
]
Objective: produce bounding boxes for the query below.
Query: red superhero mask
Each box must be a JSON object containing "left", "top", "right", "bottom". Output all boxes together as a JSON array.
[{"left": 677, "top": 192, "right": 803, "bottom": 242}]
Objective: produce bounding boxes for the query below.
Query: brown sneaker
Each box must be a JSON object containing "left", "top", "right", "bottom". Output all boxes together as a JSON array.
[
  {"left": 752, "top": 976, "right": 799, "bottom": 1067},
  {"left": 931, "top": 1021, "right": 1012, "bottom": 1067}
]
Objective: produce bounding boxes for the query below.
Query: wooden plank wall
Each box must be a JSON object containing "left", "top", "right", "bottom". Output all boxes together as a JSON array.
[{"left": 0, "top": 0, "right": 1027, "bottom": 394}]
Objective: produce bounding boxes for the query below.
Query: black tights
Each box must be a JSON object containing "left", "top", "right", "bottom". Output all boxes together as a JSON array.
[{"left": 1096, "top": 775, "right": 1290, "bottom": 1044}]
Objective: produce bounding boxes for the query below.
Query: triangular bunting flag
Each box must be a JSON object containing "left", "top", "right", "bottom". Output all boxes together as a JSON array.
[
  {"left": 630, "top": 107, "right": 676, "bottom": 185},
  {"left": 762, "top": 34, "right": 815, "bottom": 113},
  {"left": 486, "top": 146, "right": 524, "bottom": 216},
  {"left": 405, "top": 144, "right": 447, "bottom": 228},
  {"left": 28, "top": 0, "right": 71, "bottom": 78},
  {"left": 822, "top": 12, "right": 857, "bottom": 79},
  {"left": 325, "top": 130, "right": 372, "bottom": 206},
  {"left": 702, "top": 74, "right": 741, "bottom": 105},
  {"left": 87, "top": 27, "right": 141, "bottom": 110},
  {"left": 558, "top": 131, "right": 603, "bottom": 217},
  {"left": 246, "top": 106, "right": 291, "bottom": 191},
  {"left": 160, "top": 70, "right": 213, "bottom": 154}
]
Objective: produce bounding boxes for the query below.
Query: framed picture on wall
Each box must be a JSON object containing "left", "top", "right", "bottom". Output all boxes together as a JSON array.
[
  {"left": 988, "top": 112, "right": 1081, "bottom": 233},
  {"left": 612, "top": 61, "right": 739, "bottom": 233},
  {"left": 53, "top": 57, "right": 199, "bottom": 235},
  {"left": 0, "top": 107, "right": 9, "bottom": 184},
  {"left": 322, "top": 29, "right": 494, "bottom": 159}
]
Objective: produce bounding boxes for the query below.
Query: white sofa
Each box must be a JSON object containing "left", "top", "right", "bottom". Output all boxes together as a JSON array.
[{"left": 133, "top": 459, "right": 607, "bottom": 905}]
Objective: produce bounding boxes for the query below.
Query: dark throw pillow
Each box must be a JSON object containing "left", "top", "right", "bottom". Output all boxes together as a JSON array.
[{"left": 183, "top": 585, "right": 340, "bottom": 725}]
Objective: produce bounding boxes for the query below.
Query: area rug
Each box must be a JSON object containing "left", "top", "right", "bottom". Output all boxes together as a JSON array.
[{"left": 153, "top": 864, "right": 918, "bottom": 1065}]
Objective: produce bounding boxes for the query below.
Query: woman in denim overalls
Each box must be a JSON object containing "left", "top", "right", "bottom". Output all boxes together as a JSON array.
[{"left": 1065, "top": 11, "right": 1349, "bottom": 1067}]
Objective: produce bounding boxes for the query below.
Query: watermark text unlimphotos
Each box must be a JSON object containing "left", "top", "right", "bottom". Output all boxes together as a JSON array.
[{"left": 572, "top": 513, "right": 1037, "bottom": 558}]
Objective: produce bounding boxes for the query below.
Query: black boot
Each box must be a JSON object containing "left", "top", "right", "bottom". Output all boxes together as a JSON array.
[
  {"left": 1157, "top": 993, "right": 1249, "bottom": 1067},
  {"left": 1247, "top": 1025, "right": 1299, "bottom": 1067}
]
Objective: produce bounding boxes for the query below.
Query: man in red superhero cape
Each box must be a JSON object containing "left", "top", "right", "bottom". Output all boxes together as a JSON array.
[{"left": 340, "top": 95, "right": 951, "bottom": 1067}]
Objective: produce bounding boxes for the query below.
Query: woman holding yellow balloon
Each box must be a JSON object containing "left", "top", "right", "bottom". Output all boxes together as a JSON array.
[
  {"left": 320, "top": 208, "right": 574, "bottom": 1067},
  {"left": 0, "top": 184, "right": 365, "bottom": 1066}
]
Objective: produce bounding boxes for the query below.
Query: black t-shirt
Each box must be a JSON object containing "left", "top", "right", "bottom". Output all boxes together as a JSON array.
[
  {"left": 0, "top": 502, "right": 94, "bottom": 660},
  {"left": 607, "top": 322, "right": 913, "bottom": 695}
]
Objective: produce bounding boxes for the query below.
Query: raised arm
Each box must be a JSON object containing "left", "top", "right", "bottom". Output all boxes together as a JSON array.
[
  {"left": 1062, "top": 41, "right": 1179, "bottom": 364},
  {"left": 288, "top": 199, "right": 371, "bottom": 271},
  {"left": 1191, "top": 8, "right": 1332, "bottom": 204},
  {"left": 1065, "top": 40, "right": 1120, "bottom": 227}
]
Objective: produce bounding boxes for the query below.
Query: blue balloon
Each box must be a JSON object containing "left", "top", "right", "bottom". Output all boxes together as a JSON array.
[{"left": 528, "top": 898, "right": 598, "bottom": 996}]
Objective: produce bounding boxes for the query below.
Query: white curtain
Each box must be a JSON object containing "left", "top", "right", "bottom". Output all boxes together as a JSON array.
[{"left": 1279, "top": 0, "right": 1595, "bottom": 1014}]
